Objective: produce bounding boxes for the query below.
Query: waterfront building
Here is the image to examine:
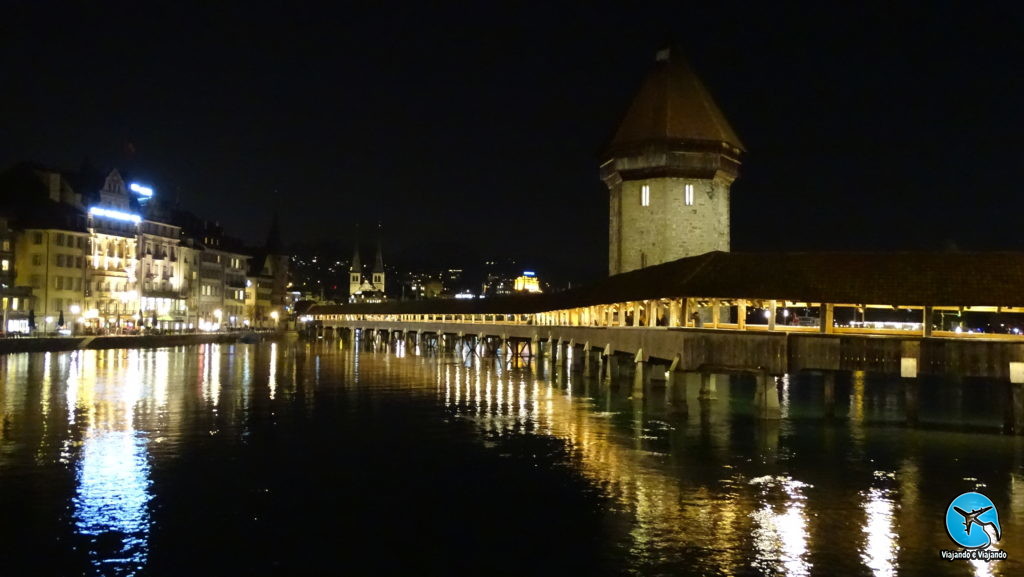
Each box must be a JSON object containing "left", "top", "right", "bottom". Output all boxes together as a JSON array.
[
  {"left": 137, "top": 218, "right": 188, "bottom": 329},
  {"left": 83, "top": 170, "right": 140, "bottom": 330},
  {"left": 0, "top": 214, "right": 34, "bottom": 333},
  {"left": 602, "top": 48, "right": 744, "bottom": 275},
  {"left": 217, "top": 243, "right": 251, "bottom": 329},
  {"left": 1, "top": 162, "right": 293, "bottom": 332},
  {"left": 15, "top": 225, "right": 89, "bottom": 330}
]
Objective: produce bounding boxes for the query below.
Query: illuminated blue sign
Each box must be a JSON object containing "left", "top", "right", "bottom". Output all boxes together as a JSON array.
[
  {"left": 129, "top": 183, "right": 153, "bottom": 197},
  {"left": 522, "top": 271, "right": 536, "bottom": 277},
  {"left": 89, "top": 206, "right": 141, "bottom": 224}
]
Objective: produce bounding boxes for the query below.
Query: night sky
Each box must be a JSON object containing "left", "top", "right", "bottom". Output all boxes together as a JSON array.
[{"left": 3, "top": 2, "right": 1022, "bottom": 283}]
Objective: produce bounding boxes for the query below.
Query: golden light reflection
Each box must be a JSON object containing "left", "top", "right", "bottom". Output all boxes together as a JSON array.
[
  {"left": 861, "top": 482, "right": 899, "bottom": 577},
  {"left": 850, "top": 370, "right": 866, "bottom": 423},
  {"left": 749, "top": 475, "right": 812, "bottom": 577},
  {"left": 203, "top": 344, "right": 221, "bottom": 409},
  {"left": 432, "top": 354, "right": 751, "bottom": 575}
]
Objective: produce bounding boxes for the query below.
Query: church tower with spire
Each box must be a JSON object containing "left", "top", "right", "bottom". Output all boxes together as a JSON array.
[
  {"left": 349, "top": 230, "right": 363, "bottom": 298},
  {"left": 371, "top": 226, "right": 385, "bottom": 295},
  {"left": 602, "top": 47, "right": 744, "bottom": 275},
  {"left": 348, "top": 225, "right": 387, "bottom": 302}
]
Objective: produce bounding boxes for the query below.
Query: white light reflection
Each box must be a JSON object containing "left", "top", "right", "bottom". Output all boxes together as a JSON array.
[
  {"left": 72, "top": 349, "right": 152, "bottom": 575},
  {"left": 749, "top": 475, "right": 812, "bottom": 577},
  {"left": 269, "top": 342, "right": 278, "bottom": 400},
  {"left": 861, "top": 484, "right": 898, "bottom": 577},
  {"left": 74, "top": 431, "right": 151, "bottom": 573}
]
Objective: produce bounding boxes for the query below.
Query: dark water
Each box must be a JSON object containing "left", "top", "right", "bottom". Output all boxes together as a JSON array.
[{"left": 0, "top": 338, "right": 1022, "bottom": 576}]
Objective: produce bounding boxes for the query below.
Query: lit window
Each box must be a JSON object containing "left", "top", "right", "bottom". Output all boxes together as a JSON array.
[
  {"left": 0, "top": 259, "right": 7, "bottom": 271},
  {"left": 685, "top": 184, "right": 695, "bottom": 206},
  {"left": 641, "top": 184, "right": 650, "bottom": 207}
]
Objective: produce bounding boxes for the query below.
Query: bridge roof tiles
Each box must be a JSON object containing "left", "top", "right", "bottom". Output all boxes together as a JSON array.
[{"left": 308, "top": 251, "right": 1024, "bottom": 316}]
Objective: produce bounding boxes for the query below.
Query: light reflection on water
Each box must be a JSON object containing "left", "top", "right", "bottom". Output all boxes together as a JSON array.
[
  {"left": 72, "top": 349, "right": 152, "bottom": 576},
  {"left": 1, "top": 341, "right": 1023, "bottom": 575},
  {"left": 862, "top": 476, "right": 899, "bottom": 577},
  {"left": 749, "top": 476, "right": 812, "bottom": 577}
]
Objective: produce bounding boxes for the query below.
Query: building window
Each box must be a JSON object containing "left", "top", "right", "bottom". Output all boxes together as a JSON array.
[
  {"left": 1, "top": 259, "right": 7, "bottom": 271},
  {"left": 684, "top": 184, "right": 695, "bottom": 206},
  {"left": 33, "top": 232, "right": 43, "bottom": 244},
  {"left": 640, "top": 184, "right": 650, "bottom": 207},
  {"left": 2, "top": 240, "right": 10, "bottom": 251},
  {"left": 32, "top": 254, "right": 42, "bottom": 266}
]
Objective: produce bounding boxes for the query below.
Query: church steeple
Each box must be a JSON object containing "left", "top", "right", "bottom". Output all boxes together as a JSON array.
[
  {"left": 602, "top": 47, "right": 743, "bottom": 276},
  {"left": 349, "top": 227, "right": 362, "bottom": 298},
  {"left": 371, "top": 224, "right": 385, "bottom": 295}
]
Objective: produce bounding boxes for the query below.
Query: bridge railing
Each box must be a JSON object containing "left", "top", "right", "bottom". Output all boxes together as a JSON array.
[{"left": 312, "top": 297, "right": 1024, "bottom": 341}]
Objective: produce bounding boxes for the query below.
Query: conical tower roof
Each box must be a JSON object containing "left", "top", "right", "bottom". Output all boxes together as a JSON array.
[
  {"left": 607, "top": 48, "right": 744, "bottom": 156},
  {"left": 373, "top": 224, "right": 384, "bottom": 273},
  {"left": 350, "top": 228, "right": 361, "bottom": 273}
]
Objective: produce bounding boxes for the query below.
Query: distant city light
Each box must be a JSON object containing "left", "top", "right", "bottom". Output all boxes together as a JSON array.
[
  {"left": 522, "top": 271, "right": 536, "bottom": 277},
  {"left": 454, "top": 292, "right": 476, "bottom": 299},
  {"left": 89, "top": 206, "right": 141, "bottom": 224},
  {"left": 129, "top": 183, "right": 154, "bottom": 197}
]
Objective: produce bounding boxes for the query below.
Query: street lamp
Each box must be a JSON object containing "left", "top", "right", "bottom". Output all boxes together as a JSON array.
[
  {"left": 270, "top": 310, "right": 279, "bottom": 330},
  {"left": 213, "top": 309, "right": 223, "bottom": 331}
]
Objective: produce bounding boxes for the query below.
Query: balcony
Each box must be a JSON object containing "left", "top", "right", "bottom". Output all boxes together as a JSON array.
[{"left": 144, "top": 287, "right": 187, "bottom": 300}]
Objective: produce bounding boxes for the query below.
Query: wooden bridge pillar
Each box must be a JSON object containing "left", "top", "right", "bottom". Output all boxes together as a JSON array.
[
  {"left": 1006, "top": 363, "right": 1024, "bottom": 434},
  {"left": 820, "top": 303, "right": 835, "bottom": 334},
  {"left": 583, "top": 341, "right": 592, "bottom": 376},
  {"left": 666, "top": 355, "right": 687, "bottom": 415},
  {"left": 1006, "top": 382, "right": 1024, "bottom": 434},
  {"left": 699, "top": 372, "right": 716, "bottom": 400},
  {"left": 632, "top": 349, "right": 647, "bottom": 399},
  {"left": 754, "top": 372, "right": 781, "bottom": 419},
  {"left": 602, "top": 344, "right": 614, "bottom": 383}
]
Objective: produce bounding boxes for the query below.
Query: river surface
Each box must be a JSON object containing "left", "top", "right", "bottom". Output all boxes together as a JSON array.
[{"left": 0, "top": 338, "right": 1022, "bottom": 576}]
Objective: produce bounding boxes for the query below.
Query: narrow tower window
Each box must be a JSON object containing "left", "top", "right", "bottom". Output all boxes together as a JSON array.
[
  {"left": 641, "top": 184, "right": 650, "bottom": 207},
  {"left": 684, "top": 184, "right": 695, "bottom": 206}
]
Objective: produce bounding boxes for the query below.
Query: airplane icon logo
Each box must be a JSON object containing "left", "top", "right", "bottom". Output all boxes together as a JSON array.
[{"left": 946, "top": 493, "right": 1002, "bottom": 549}]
